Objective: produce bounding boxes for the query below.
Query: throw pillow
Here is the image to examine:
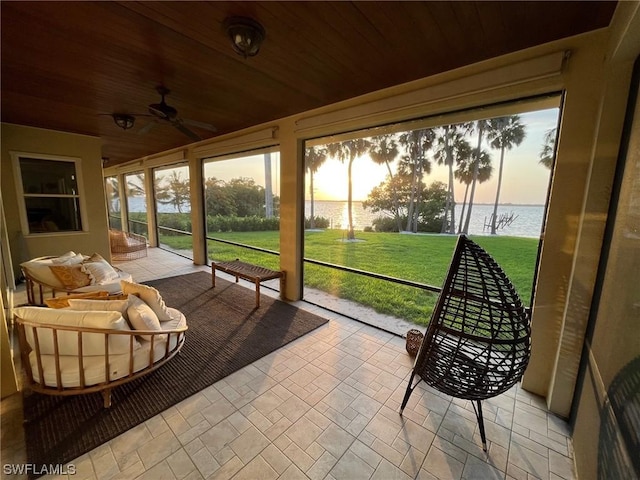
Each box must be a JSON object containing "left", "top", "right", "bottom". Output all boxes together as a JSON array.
[
  {"left": 51, "top": 252, "right": 85, "bottom": 265},
  {"left": 45, "top": 291, "right": 110, "bottom": 309},
  {"left": 49, "top": 265, "right": 92, "bottom": 290},
  {"left": 82, "top": 253, "right": 119, "bottom": 285},
  {"left": 121, "top": 280, "right": 172, "bottom": 321},
  {"left": 67, "top": 298, "right": 130, "bottom": 317},
  {"left": 126, "top": 294, "right": 161, "bottom": 341}
]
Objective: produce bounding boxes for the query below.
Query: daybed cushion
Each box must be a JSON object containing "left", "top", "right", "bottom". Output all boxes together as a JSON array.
[
  {"left": 121, "top": 280, "right": 172, "bottom": 321},
  {"left": 28, "top": 334, "right": 181, "bottom": 388},
  {"left": 25, "top": 307, "right": 186, "bottom": 388},
  {"left": 13, "top": 307, "right": 139, "bottom": 356}
]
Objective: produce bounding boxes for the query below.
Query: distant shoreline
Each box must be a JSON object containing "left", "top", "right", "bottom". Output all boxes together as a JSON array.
[{"left": 308, "top": 199, "right": 545, "bottom": 207}]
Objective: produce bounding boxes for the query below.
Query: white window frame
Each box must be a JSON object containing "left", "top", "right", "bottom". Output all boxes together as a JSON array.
[{"left": 11, "top": 152, "right": 88, "bottom": 236}]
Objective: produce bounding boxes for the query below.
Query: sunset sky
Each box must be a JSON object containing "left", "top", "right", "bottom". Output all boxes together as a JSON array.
[
  {"left": 309, "top": 108, "right": 559, "bottom": 205},
  {"left": 201, "top": 107, "right": 559, "bottom": 206}
]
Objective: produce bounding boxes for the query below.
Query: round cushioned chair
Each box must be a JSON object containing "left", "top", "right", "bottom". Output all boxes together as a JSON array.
[{"left": 400, "top": 235, "right": 531, "bottom": 451}]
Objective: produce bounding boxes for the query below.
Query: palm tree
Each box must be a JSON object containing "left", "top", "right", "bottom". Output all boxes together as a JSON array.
[
  {"left": 327, "top": 138, "right": 372, "bottom": 239},
  {"left": 462, "top": 119, "right": 490, "bottom": 234},
  {"left": 487, "top": 115, "right": 526, "bottom": 234},
  {"left": 539, "top": 128, "right": 556, "bottom": 169},
  {"left": 433, "top": 124, "right": 470, "bottom": 233},
  {"left": 369, "top": 134, "right": 402, "bottom": 231},
  {"left": 398, "top": 129, "right": 435, "bottom": 232},
  {"left": 455, "top": 149, "right": 493, "bottom": 233},
  {"left": 304, "top": 146, "right": 328, "bottom": 228}
]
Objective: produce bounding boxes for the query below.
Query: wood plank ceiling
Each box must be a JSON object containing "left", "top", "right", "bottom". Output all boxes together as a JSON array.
[{"left": 1, "top": 1, "right": 616, "bottom": 167}]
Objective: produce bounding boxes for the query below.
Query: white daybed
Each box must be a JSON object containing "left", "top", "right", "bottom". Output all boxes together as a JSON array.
[{"left": 14, "top": 281, "right": 187, "bottom": 407}]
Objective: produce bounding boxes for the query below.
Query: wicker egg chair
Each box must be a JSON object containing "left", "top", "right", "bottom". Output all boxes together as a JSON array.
[{"left": 400, "top": 235, "right": 531, "bottom": 451}]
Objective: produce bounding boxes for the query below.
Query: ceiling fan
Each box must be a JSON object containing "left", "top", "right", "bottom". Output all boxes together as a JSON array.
[
  {"left": 140, "top": 85, "right": 217, "bottom": 141},
  {"left": 106, "top": 86, "right": 217, "bottom": 141}
]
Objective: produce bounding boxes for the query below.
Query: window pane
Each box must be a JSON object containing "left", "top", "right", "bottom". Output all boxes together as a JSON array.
[
  {"left": 125, "top": 172, "right": 148, "bottom": 238},
  {"left": 105, "top": 176, "right": 121, "bottom": 230},
  {"left": 154, "top": 165, "right": 192, "bottom": 259},
  {"left": 303, "top": 101, "right": 561, "bottom": 330},
  {"left": 25, "top": 197, "right": 82, "bottom": 232},
  {"left": 20, "top": 158, "right": 78, "bottom": 195},
  {"left": 203, "top": 151, "right": 281, "bottom": 280}
]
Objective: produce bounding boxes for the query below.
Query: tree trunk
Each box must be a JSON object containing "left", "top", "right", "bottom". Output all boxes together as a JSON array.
[
  {"left": 463, "top": 125, "right": 484, "bottom": 234},
  {"left": 264, "top": 153, "right": 273, "bottom": 218},
  {"left": 309, "top": 170, "right": 315, "bottom": 229},
  {"left": 491, "top": 147, "right": 506, "bottom": 234},
  {"left": 406, "top": 157, "right": 419, "bottom": 232},
  {"left": 458, "top": 183, "right": 470, "bottom": 234},
  {"left": 448, "top": 162, "right": 456, "bottom": 233},
  {"left": 385, "top": 162, "right": 403, "bottom": 232},
  {"left": 347, "top": 156, "right": 355, "bottom": 239}
]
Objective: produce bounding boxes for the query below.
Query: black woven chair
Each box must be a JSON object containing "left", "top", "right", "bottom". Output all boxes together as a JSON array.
[{"left": 400, "top": 235, "right": 531, "bottom": 451}]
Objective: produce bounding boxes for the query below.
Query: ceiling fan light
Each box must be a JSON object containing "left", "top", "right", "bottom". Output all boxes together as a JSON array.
[
  {"left": 112, "top": 113, "right": 135, "bottom": 130},
  {"left": 224, "top": 16, "right": 265, "bottom": 58}
]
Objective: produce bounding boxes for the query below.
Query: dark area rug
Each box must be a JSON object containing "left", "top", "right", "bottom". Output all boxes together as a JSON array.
[{"left": 22, "top": 271, "right": 328, "bottom": 475}]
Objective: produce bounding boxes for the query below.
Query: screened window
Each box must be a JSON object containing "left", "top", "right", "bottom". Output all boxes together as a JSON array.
[
  {"left": 154, "top": 164, "right": 193, "bottom": 259},
  {"left": 303, "top": 96, "right": 561, "bottom": 328},
  {"left": 203, "top": 150, "right": 280, "bottom": 273},
  {"left": 14, "top": 156, "right": 84, "bottom": 234},
  {"left": 105, "top": 175, "right": 121, "bottom": 230},
  {"left": 124, "top": 172, "right": 148, "bottom": 238}
]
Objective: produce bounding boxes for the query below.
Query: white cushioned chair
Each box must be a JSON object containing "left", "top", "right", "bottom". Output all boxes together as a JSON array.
[{"left": 20, "top": 251, "right": 132, "bottom": 305}]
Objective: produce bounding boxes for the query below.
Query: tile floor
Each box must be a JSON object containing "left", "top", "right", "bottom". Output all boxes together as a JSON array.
[{"left": 1, "top": 248, "right": 577, "bottom": 480}]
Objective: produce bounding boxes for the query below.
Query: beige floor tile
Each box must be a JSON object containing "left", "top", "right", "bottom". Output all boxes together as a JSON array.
[
  {"left": 137, "top": 429, "right": 182, "bottom": 470},
  {"left": 316, "top": 422, "right": 356, "bottom": 459},
  {"left": 229, "top": 425, "right": 271, "bottom": 464},
  {"left": 330, "top": 450, "right": 375, "bottom": 479},
  {"left": 284, "top": 416, "right": 323, "bottom": 451},
  {"left": 508, "top": 441, "right": 550, "bottom": 480},
  {"left": 423, "top": 446, "right": 465, "bottom": 480},
  {"left": 373, "top": 458, "right": 414, "bottom": 480},
  {"left": 260, "top": 444, "right": 292, "bottom": 475}
]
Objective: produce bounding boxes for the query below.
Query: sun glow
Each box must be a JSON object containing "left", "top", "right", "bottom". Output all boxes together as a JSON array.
[{"left": 310, "top": 156, "right": 388, "bottom": 201}]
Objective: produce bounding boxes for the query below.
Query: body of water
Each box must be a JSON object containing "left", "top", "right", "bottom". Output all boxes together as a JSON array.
[
  {"left": 123, "top": 196, "right": 544, "bottom": 238},
  {"left": 306, "top": 200, "right": 545, "bottom": 238}
]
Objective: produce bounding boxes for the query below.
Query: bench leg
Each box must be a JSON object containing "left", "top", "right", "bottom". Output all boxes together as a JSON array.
[
  {"left": 255, "top": 279, "right": 260, "bottom": 308},
  {"left": 212, "top": 266, "right": 216, "bottom": 288},
  {"left": 279, "top": 273, "right": 285, "bottom": 300},
  {"left": 102, "top": 389, "right": 112, "bottom": 408}
]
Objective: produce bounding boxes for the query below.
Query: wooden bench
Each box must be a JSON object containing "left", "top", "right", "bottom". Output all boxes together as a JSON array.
[{"left": 212, "top": 259, "right": 285, "bottom": 308}]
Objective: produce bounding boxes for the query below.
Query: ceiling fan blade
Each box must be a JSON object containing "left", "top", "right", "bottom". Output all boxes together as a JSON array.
[
  {"left": 173, "top": 122, "right": 202, "bottom": 141},
  {"left": 182, "top": 118, "right": 217, "bottom": 132},
  {"left": 138, "top": 120, "right": 158, "bottom": 135}
]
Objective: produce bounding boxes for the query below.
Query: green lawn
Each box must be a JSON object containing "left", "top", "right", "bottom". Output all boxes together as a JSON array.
[{"left": 160, "top": 230, "right": 539, "bottom": 326}]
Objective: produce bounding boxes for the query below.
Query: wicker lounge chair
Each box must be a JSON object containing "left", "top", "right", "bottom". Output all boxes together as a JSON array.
[
  {"left": 109, "top": 229, "right": 147, "bottom": 261},
  {"left": 400, "top": 235, "right": 531, "bottom": 451}
]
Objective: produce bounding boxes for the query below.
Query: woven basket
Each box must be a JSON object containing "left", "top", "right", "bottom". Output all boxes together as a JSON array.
[{"left": 405, "top": 329, "right": 424, "bottom": 356}]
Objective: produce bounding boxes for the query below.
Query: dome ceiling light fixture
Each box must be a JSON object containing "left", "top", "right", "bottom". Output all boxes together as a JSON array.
[
  {"left": 112, "top": 113, "right": 135, "bottom": 130},
  {"left": 223, "top": 16, "right": 265, "bottom": 58}
]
